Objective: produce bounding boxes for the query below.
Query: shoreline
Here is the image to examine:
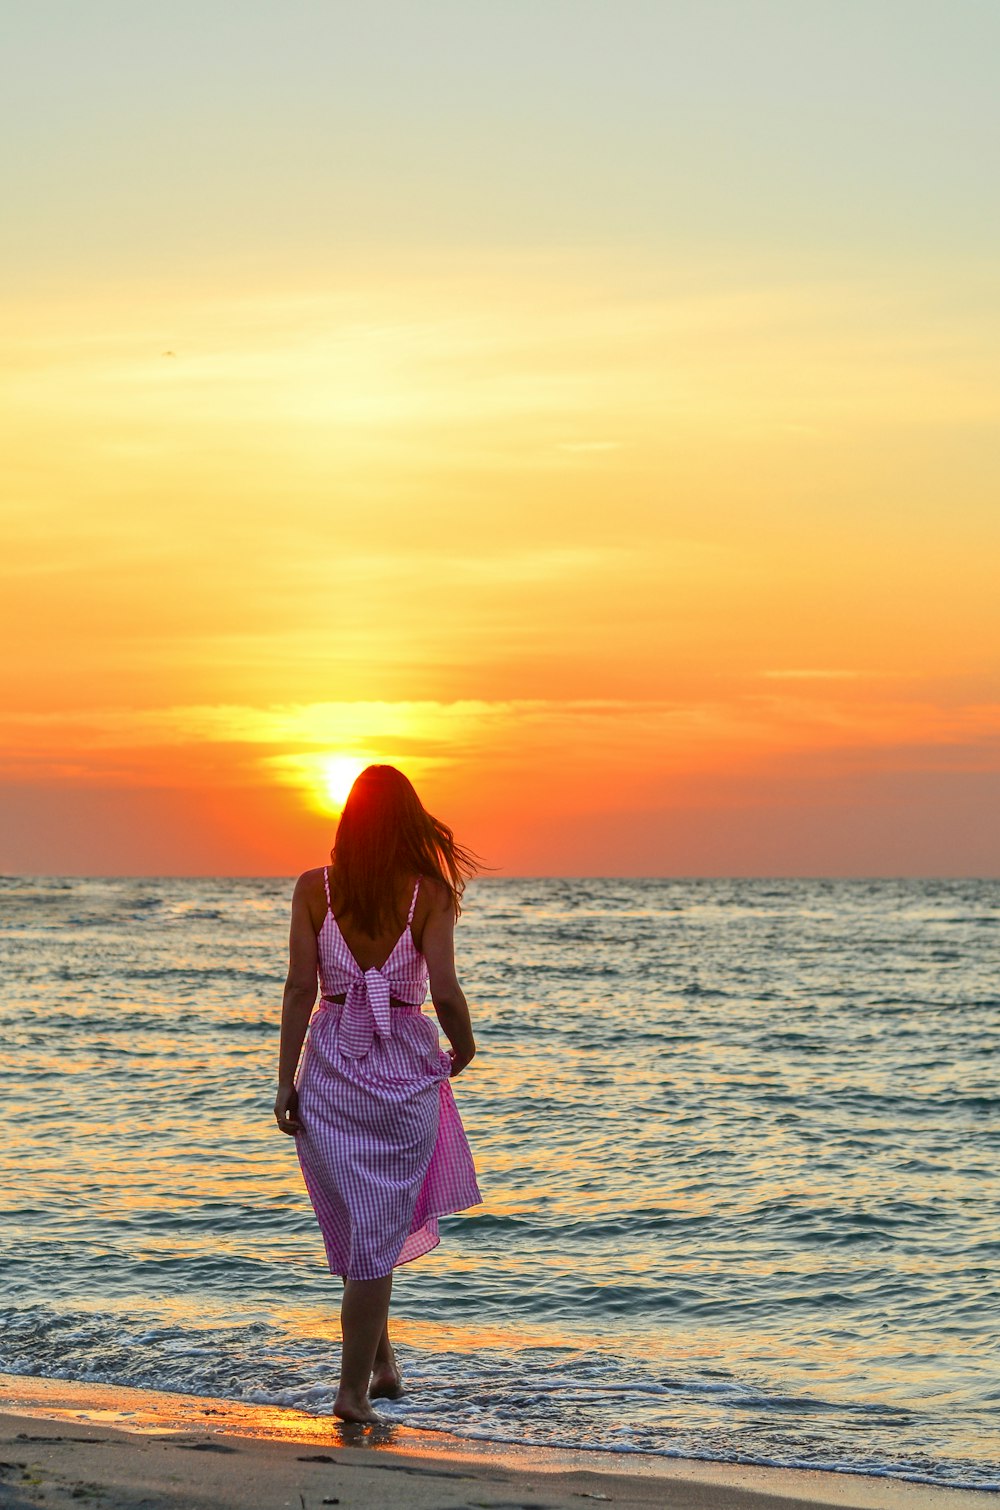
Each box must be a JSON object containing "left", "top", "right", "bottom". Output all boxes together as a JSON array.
[{"left": 1, "top": 1374, "right": 996, "bottom": 1510}]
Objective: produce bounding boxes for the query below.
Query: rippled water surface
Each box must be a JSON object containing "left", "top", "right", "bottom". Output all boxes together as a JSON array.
[{"left": 1, "top": 876, "right": 998, "bottom": 1487}]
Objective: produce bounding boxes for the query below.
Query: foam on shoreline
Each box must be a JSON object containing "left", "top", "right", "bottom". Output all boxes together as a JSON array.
[{"left": 1, "top": 1373, "right": 996, "bottom": 1510}]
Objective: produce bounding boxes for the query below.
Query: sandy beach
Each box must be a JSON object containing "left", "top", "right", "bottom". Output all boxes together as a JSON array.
[{"left": 1, "top": 1375, "right": 995, "bottom": 1510}]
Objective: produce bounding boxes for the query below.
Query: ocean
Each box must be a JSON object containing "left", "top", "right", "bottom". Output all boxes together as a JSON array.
[{"left": 0, "top": 875, "right": 997, "bottom": 1489}]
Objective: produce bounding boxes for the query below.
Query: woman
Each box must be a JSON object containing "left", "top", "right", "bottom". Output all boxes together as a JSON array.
[{"left": 273, "top": 765, "right": 482, "bottom": 1423}]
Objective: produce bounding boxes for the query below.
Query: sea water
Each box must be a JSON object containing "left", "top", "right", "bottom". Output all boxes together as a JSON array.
[{"left": 0, "top": 876, "right": 997, "bottom": 1488}]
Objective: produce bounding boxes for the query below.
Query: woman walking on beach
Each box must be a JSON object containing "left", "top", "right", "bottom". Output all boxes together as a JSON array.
[{"left": 273, "top": 765, "right": 482, "bottom": 1423}]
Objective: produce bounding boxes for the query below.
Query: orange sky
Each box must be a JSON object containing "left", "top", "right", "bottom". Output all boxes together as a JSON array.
[{"left": 3, "top": 5, "right": 999, "bottom": 875}]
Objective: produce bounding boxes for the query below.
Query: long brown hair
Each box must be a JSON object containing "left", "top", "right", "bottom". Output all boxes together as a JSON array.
[{"left": 330, "top": 765, "right": 478, "bottom": 935}]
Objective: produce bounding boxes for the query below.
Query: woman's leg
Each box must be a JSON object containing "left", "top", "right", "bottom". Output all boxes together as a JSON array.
[
  {"left": 334, "top": 1275, "right": 393, "bottom": 1422},
  {"left": 370, "top": 1317, "right": 404, "bottom": 1399}
]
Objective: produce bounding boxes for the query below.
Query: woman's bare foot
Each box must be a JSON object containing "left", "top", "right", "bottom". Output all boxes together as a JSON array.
[
  {"left": 370, "top": 1335, "right": 403, "bottom": 1400},
  {"left": 369, "top": 1360, "right": 404, "bottom": 1400},
  {"left": 332, "top": 1389, "right": 382, "bottom": 1424}
]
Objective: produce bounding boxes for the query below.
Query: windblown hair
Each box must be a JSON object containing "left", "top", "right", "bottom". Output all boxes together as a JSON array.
[{"left": 330, "top": 765, "right": 478, "bottom": 936}]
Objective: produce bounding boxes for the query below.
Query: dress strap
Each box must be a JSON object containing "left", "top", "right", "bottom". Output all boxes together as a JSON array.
[
  {"left": 323, "top": 865, "right": 332, "bottom": 913},
  {"left": 406, "top": 876, "right": 421, "bottom": 924}
]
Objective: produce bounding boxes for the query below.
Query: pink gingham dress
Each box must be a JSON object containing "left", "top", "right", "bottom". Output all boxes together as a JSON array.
[{"left": 294, "top": 869, "right": 482, "bottom": 1280}]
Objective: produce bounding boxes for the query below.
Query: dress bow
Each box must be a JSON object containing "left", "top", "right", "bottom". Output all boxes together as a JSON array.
[{"left": 339, "top": 967, "right": 393, "bottom": 1059}]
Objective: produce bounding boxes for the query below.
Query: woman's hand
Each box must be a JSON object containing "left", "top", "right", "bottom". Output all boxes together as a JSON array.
[
  {"left": 274, "top": 1083, "right": 303, "bottom": 1135},
  {"left": 448, "top": 1047, "right": 475, "bottom": 1078}
]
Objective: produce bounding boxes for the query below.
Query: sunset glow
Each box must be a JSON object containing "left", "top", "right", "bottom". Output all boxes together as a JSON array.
[
  {"left": 317, "top": 756, "right": 373, "bottom": 815},
  {"left": 2, "top": 3, "right": 998, "bottom": 875}
]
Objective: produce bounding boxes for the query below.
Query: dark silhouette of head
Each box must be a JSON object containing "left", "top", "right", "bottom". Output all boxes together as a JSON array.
[{"left": 331, "top": 765, "right": 477, "bottom": 934}]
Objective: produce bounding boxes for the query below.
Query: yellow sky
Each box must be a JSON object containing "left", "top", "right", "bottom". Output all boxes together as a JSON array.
[{"left": 3, "top": 5, "right": 999, "bottom": 874}]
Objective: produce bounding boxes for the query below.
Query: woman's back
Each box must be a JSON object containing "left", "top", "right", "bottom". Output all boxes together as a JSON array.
[
  {"left": 325, "top": 866, "right": 426, "bottom": 969},
  {"left": 318, "top": 868, "right": 428, "bottom": 1060}
]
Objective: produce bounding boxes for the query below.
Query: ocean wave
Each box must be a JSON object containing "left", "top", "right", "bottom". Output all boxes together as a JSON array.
[{"left": 1, "top": 1304, "right": 997, "bottom": 1490}]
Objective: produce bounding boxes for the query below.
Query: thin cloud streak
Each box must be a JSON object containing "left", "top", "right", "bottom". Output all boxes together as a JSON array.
[{"left": 3, "top": 697, "right": 999, "bottom": 788}]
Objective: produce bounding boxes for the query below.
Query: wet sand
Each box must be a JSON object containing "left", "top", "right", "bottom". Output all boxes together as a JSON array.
[{"left": 1, "top": 1374, "right": 994, "bottom": 1510}]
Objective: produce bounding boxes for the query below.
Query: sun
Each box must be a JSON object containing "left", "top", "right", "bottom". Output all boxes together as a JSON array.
[{"left": 318, "top": 754, "right": 369, "bottom": 812}]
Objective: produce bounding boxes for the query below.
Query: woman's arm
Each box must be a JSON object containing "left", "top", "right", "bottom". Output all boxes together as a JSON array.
[
  {"left": 274, "top": 873, "right": 319, "bottom": 1134},
  {"left": 421, "top": 883, "right": 477, "bottom": 1076}
]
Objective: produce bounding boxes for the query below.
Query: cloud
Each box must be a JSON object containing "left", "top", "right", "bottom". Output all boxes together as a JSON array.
[
  {"left": 3, "top": 696, "right": 1000, "bottom": 795},
  {"left": 760, "top": 669, "right": 865, "bottom": 680}
]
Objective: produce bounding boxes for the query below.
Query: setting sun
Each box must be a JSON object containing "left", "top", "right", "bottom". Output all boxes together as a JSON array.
[{"left": 319, "top": 755, "right": 370, "bottom": 813}]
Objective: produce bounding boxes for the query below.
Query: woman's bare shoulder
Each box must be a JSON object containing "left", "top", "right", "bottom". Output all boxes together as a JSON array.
[
  {"left": 291, "top": 868, "right": 330, "bottom": 925},
  {"left": 419, "top": 875, "right": 453, "bottom": 911}
]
